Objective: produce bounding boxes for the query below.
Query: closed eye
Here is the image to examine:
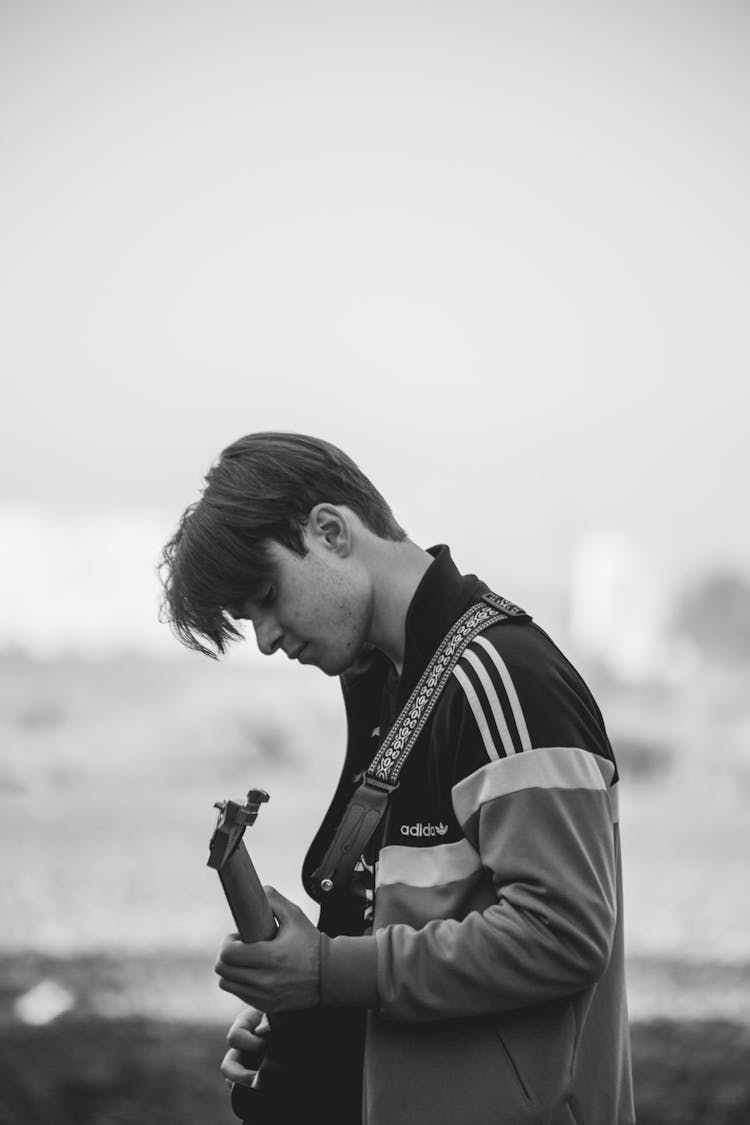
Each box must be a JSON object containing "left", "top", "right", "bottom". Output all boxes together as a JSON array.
[
  {"left": 258, "top": 585, "right": 276, "bottom": 608},
  {"left": 227, "top": 585, "right": 275, "bottom": 620}
]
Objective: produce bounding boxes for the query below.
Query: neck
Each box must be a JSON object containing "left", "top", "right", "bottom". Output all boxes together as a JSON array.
[{"left": 366, "top": 538, "right": 433, "bottom": 674}]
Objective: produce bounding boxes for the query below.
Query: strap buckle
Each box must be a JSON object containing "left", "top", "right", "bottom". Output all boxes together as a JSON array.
[
  {"left": 359, "top": 772, "right": 399, "bottom": 795},
  {"left": 312, "top": 773, "right": 399, "bottom": 896}
]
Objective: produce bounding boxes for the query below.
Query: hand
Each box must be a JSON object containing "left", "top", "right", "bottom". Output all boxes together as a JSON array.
[
  {"left": 215, "top": 886, "right": 321, "bottom": 1013},
  {"left": 220, "top": 1005, "right": 270, "bottom": 1089}
]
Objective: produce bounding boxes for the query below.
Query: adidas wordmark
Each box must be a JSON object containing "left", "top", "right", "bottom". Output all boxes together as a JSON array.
[{"left": 400, "top": 822, "right": 449, "bottom": 838}]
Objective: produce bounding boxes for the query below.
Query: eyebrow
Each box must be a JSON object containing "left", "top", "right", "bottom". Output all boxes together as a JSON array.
[{"left": 225, "top": 574, "right": 276, "bottom": 620}]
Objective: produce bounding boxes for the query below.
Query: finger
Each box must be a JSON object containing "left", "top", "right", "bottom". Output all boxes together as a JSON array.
[
  {"left": 263, "top": 886, "right": 301, "bottom": 924},
  {"left": 228, "top": 1005, "right": 264, "bottom": 1036},
  {"left": 238, "top": 1005, "right": 264, "bottom": 1028},
  {"left": 219, "top": 976, "right": 253, "bottom": 999},
  {"left": 221, "top": 1048, "right": 257, "bottom": 1087},
  {"left": 217, "top": 933, "right": 258, "bottom": 964},
  {"left": 219, "top": 977, "right": 265, "bottom": 1008},
  {"left": 227, "top": 1025, "right": 267, "bottom": 1054},
  {"left": 216, "top": 962, "right": 265, "bottom": 988},
  {"left": 216, "top": 935, "right": 270, "bottom": 969}
]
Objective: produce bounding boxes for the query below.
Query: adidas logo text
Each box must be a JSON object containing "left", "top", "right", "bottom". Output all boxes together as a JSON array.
[{"left": 400, "top": 822, "right": 449, "bottom": 838}]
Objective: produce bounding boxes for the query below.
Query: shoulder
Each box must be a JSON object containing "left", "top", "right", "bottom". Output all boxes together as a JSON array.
[
  {"left": 455, "top": 619, "right": 584, "bottom": 713},
  {"left": 436, "top": 616, "right": 617, "bottom": 778}
]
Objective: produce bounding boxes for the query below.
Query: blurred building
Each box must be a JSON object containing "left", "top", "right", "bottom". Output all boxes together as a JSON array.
[
  {"left": 0, "top": 505, "right": 259, "bottom": 662},
  {"left": 568, "top": 528, "right": 691, "bottom": 685}
]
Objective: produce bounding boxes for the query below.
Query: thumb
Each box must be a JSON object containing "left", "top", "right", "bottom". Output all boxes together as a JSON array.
[{"left": 263, "top": 885, "right": 302, "bottom": 925}]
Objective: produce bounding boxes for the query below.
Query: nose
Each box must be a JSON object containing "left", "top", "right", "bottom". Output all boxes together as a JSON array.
[{"left": 252, "top": 614, "right": 283, "bottom": 657}]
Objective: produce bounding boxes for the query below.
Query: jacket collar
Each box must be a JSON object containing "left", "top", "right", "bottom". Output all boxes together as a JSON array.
[
  {"left": 340, "top": 544, "right": 485, "bottom": 702},
  {"left": 394, "top": 544, "right": 483, "bottom": 704}
]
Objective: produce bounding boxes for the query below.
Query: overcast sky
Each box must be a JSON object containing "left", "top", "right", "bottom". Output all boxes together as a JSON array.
[{"left": 2, "top": 0, "right": 748, "bottom": 599}]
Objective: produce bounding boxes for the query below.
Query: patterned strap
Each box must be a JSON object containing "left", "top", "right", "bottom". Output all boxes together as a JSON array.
[
  {"left": 369, "top": 601, "right": 504, "bottom": 785},
  {"left": 311, "top": 594, "right": 527, "bottom": 896}
]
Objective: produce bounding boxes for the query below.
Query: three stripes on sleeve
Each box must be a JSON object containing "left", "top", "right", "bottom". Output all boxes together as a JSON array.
[{"left": 453, "top": 635, "right": 532, "bottom": 760}]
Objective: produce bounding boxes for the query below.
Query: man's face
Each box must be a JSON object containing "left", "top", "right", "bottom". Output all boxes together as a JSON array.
[{"left": 231, "top": 534, "right": 373, "bottom": 676}]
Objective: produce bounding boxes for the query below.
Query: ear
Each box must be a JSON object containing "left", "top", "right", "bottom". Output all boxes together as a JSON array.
[{"left": 306, "top": 504, "right": 352, "bottom": 557}]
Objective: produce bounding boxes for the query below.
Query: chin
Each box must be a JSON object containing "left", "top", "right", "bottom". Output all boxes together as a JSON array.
[{"left": 318, "top": 651, "right": 360, "bottom": 677}]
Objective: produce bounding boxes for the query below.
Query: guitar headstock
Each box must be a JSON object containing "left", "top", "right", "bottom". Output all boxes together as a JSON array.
[{"left": 207, "top": 788, "right": 269, "bottom": 870}]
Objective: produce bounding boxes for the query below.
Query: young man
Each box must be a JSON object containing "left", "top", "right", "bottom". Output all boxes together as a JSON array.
[{"left": 160, "top": 432, "right": 635, "bottom": 1125}]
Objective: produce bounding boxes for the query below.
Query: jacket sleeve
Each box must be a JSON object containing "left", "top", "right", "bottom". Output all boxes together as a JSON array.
[{"left": 370, "top": 625, "right": 620, "bottom": 1021}]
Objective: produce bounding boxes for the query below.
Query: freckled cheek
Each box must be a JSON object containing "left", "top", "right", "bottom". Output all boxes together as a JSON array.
[
  {"left": 288, "top": 605, "right": 331, "bottom": 639},
  {"left": 340, "top": 606, "right": 365, "bottom": 653},
  {"left": 315, "top": 607, "right": 354, "bottom": 652}
]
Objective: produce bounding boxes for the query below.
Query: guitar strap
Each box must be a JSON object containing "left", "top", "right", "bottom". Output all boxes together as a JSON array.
[{"left": 310, "top": 591, "right": 530, "bottom": 897}]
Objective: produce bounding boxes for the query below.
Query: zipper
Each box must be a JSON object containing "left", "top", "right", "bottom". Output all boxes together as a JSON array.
[{"left": 495, "top": 1028, "right": 533, "bottom": 1103}]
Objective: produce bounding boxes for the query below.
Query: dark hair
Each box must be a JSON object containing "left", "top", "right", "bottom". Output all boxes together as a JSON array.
[{"left": 158, "top": 432, "right": 406, "bottom": 657}]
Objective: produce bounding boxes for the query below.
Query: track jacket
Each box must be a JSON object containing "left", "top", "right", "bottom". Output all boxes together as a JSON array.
[{"left": 302, "top": 546, "right": 635, "bottom": 1125}]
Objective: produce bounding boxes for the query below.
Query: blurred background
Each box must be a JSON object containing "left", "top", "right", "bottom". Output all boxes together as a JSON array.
[{"left": 1, "top": 1, "right": 749, "bottom": 1121}]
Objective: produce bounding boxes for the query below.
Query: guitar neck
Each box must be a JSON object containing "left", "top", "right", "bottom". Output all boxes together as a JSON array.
[{"left": 218, "top": 840, "right": 277, "bottom": 943}]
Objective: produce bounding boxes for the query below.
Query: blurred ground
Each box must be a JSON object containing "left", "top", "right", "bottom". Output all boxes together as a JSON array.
[
  {"left": 1, "top": 649, "right": 749, "bottom": 1122},
  {"left": 0, "top": 1015, "right": 748, "bottom": 1124}
]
